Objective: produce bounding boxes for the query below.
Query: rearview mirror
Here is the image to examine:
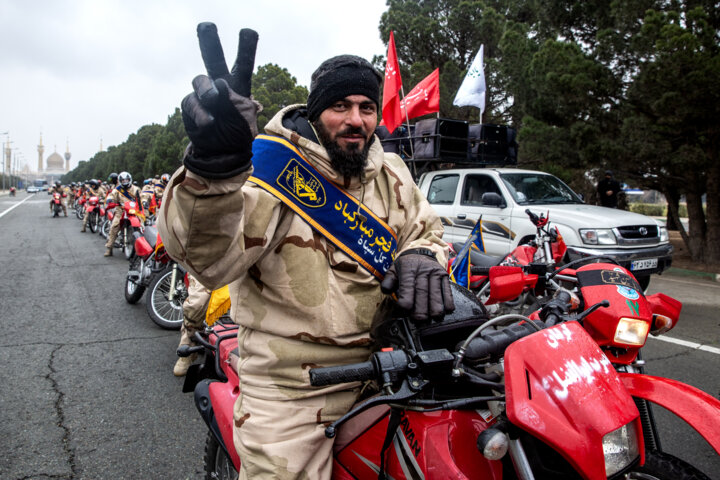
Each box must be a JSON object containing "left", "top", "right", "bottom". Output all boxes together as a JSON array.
[{"left": 482, "top": 192, "right": 506, "bottom": 208}]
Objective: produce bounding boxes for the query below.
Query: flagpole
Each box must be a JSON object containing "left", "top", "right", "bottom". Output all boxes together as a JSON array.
[{"left": 399, "top": 85, "right": 417, "bottom": 177}]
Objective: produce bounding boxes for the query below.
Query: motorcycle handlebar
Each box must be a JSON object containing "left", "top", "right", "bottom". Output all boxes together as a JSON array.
[
  {"left": 462, "top": 320, "right": 544, "bottom": 361},
  {"left": 309, "top": 360, "right": 375, "bottom": 386},
  {"left": 177, "top": 344, "right": 205, "bottom": 357}
]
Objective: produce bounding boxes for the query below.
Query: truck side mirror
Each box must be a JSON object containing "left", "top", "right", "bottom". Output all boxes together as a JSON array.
[{"left": 482, "top": 192, "right": 506, "bottom": 208}]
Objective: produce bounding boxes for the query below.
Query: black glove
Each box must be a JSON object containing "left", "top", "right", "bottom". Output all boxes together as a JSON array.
[
  {"left": 380, "top": 248, "right": 455, "bottom": 322},
  {"left": 181, "top": 23, "right": 260, "bottom": 179}
]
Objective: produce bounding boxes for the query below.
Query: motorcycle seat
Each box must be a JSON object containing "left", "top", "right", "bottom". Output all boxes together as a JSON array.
[
  {"left": 143, "top": 225, "right": 159, "bottom": 248},
  {"left": 451, "top": 242, "right": 503, "bottom": 268}
]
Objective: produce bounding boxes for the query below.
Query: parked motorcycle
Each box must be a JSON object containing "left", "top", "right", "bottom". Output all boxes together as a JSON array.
[
  {"left": 124, "top": 225, "right": 187, "bottom": 329},
  {"left": 449, "top": 209, "right": 567, "bottom": 315},
  {"left": 180, "top": 276, "right": 718, "bottom": 479}
]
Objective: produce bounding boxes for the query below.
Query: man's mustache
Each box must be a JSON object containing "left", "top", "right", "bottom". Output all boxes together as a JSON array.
[{"left": 337, "top": 126, "right": 368, "bottom": 137}]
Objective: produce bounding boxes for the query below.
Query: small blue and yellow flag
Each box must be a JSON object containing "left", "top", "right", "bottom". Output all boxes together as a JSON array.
[{"left": 450, "top": 217, "right": 485, "bottom": 288}]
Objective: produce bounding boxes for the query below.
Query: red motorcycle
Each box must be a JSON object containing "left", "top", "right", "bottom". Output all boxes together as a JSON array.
[
  {"left": 9, "top": 186, "right": 16, "bottom": 196},
  {"left": 124, "top": 224, "right": 187, "bottom": 329},
  {"left": 51, "top": 192, "right": 64, "bottom": 217},
  {"left": 449, "top": 209, "right": 567, "bottom": 315},
  {"left": 83, "top": 195, "right": 102, "bottom": 233},
  {"left": 105, "top": 200, "right": 144, "bottom": 259},
  {"left": 180, "top": 277, "right": 718, "bottom": 479}
]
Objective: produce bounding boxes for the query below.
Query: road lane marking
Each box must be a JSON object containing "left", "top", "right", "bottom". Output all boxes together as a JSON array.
[
  {"left": 0, "top": 194, "right": 34, "bottom": 219},
  {"left": 649, "top": 334, "right": 720, "bottom": 355},
  {"left": 656, "top": 275, "right": 720, "bottom": 289}
]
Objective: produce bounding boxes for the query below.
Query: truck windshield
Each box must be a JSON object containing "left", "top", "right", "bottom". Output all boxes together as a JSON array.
[{"left": 500, "top": 173, "right": 583, "bottom": 205}]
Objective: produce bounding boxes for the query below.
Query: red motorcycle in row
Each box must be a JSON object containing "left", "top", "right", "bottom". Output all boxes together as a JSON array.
[
  {"left": 50, "top": 192, "right": 65, "bottom": 217},
  {"left": 124, "top": 223, "right": 187, "bottom": 329},
  {"left": 105, "top": 200, "right": 144, "bottom": 259},
  {"left": 179, "top": 272, "right": 719, "bottom": 479}
]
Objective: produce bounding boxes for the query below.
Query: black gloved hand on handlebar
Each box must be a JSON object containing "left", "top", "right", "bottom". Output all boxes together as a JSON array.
[
  {"left": 181, "top": 23, "right": 261, "bottom": 179},
  {"left": 380, "top": 248, "right": 455, "bottom": 322}
]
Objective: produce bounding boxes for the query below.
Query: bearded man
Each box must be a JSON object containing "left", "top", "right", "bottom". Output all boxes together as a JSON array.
[{"left": 158, "top": 24, "right": 453, "bottom": 480}]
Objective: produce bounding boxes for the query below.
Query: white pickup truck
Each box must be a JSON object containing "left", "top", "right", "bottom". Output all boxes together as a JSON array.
[{"left": 417, "top": 168, "right": 673, "bottom": 289}]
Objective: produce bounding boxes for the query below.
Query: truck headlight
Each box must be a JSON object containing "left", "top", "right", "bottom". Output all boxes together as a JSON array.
[
  {"left": 603, "top": 421, "right": 639, "bottom": 476},
  {"left": 659, "top": 226, "right": 669, "bottom": 242},
  {"left": 579, "top": 228, "right": 617, "bottom": 245}
]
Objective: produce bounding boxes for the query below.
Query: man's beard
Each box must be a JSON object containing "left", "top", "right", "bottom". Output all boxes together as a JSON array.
[{"left": 315, "top": 121, "right": 373, "bottom": 179}]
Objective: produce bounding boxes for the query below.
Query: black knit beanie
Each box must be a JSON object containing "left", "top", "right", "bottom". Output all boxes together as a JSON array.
[{"left": 306, "top": 55, "right": 382, "bottom": 122}]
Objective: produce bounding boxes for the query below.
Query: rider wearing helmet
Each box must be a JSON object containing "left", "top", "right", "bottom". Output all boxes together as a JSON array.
[
  {"left": 80, "top": 179, "right": 103, "bottom": 232},
  {"left": 140, "top": 177, "right": 157, "bottom": 212},
  {"left": 104, "top": 171, "right": 142, "bottom": 256},
  {"left": 49, "top": 181, "right": 68, "bottom": 217},
  {"left": 154, "top": 173, "right": 170, "bottom": 205}
]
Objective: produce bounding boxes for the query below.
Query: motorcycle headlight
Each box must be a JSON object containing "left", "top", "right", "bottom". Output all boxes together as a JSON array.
[
  {"left": 659, "top": 225, "right": 669, "bottom": 242},
  {"left": 614, "top": 318, "right": 650, "bottom": 346},
  {"left": 603, "top": 421, "right": 639, "bottom": 477},
  {"left": 579, "top": 228, "right": 617, "bottom": 245}
]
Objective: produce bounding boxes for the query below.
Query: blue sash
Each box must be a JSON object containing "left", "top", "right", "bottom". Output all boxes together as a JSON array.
[{"left": 248, "top": 135, "right": 397, "bottom": 280}]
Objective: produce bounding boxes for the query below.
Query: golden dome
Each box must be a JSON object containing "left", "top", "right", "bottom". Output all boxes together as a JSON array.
[{"left": 46, "top": 152, "right": 64, "bottom": 170}]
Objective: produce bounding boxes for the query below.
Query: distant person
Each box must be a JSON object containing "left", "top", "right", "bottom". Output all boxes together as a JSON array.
[{"left": 597, "top": 170, "right": 621, "bottom": 208}]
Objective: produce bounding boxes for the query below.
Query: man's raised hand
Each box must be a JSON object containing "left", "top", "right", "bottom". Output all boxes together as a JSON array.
[{"left": 181, "top": 23, "right": 261, "bottom": 180}]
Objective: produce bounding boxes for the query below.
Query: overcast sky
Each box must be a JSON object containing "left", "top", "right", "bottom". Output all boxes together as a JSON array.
[{"left": 0, "top": 0, "right": 388, "bottom": 174}]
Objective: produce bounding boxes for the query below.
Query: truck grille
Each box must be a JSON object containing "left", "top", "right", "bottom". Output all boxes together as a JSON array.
[{"left": 614, "top": 225, "right": 659, "bottom": 245}]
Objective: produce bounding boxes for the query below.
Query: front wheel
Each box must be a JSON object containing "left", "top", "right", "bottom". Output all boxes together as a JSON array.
[
  {"left": 124, "top": 256, "right": 146, "bottom": 304},
  {"left": 122, "top": 225, "right": 136, "bottom": 259},
  {"left": 623, "top": 451, "right": 711, "bottom": 480},
  {"left": 89, "top": 211, "right": 98, "bottom": 233},
  {"left": 204, "top": 431, "right": 238, "bottom": 480},
  {"left": 145, "top": 265, "right": 186, "bottom": 329}
]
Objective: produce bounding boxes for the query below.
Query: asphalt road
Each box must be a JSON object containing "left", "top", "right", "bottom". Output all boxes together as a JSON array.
[{"left": 1, "top": 191, "right": 718, "bottom": 479}]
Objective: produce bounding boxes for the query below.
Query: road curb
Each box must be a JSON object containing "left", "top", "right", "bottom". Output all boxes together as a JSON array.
[{"left": 664, "top": 267, "right": 720, "bottom": 282}]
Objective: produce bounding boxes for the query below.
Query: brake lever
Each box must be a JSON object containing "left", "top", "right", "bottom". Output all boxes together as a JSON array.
[{"left": 323, "top": 376, "right": 427, "bottom": 439}]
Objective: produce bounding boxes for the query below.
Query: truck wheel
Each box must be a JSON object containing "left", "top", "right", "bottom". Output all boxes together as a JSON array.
[{"left": 636, "top": 275, "right": 651, "bottom": 292}]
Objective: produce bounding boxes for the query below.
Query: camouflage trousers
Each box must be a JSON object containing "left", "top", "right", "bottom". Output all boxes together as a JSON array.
[
  {"left": 232, "top": 328, "right": 368, "bottom": 480},
  {"left": 104, "top": 207, "right": 123, "bottom": 248},
  {"left": 178, "top": 275, "right": 212, "bottom": 347}
]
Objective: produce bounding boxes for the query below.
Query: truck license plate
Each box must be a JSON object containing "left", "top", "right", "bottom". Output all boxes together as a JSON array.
[{"left": 631, "top": 258, "right": 658, "bottom": 270}]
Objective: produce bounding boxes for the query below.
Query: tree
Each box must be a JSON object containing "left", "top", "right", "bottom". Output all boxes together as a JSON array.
[
  {"left": 252, "top": 64, "right": 309, "bottom": 133},
  {"left": 379, "top": 0, "right": 720, "bottom": 264}
]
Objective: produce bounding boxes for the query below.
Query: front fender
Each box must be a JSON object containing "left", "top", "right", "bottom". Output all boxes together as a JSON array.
[{"left": 619, "top": 373, "right": 720, "bottom": 454}]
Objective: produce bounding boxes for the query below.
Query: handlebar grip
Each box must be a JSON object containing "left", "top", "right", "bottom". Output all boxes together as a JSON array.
[
  {"left": 177, "top": 344, "right": 205, "bottom": 357},
  {"left": 309, "top": 361, "right": 375, "bottom": 387},
  {"left": 463, "top": 321, "right": 543, "bottom": 361},
  {"left": 470, "top": 266, "right": 490, "bottom": 276}
]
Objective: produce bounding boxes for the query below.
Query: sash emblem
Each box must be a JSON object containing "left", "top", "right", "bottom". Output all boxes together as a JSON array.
[{"left": 278, "top": 159, "right": 326, "bottom": 208}]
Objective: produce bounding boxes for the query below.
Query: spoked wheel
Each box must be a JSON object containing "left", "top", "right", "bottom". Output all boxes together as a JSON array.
[
  {"left": 622, "top": 451, "right": 711, "bottom": 479},
  {"left": 89, "top": 211, "right": 99, "bottom": 233},
  {"left": 123, "top": 225, "right": 135, "bottom": 259},
  {"left": 76, "top": 205, "right": 84, "bottom": 220},
  {"left": 124, "top": 256, "right": 146, "bottom": 304},
  {"left": 145, "top": 264, "right": 186, "bottom": 329},
  {"left": 204, "top": 430, "right": 238, "bottom": 480},
  {"left": 101, "top": 219, "right": 110, "bottom": 238}
]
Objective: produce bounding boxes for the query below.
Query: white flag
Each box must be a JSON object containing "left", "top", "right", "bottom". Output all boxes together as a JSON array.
[{"left": 453, "top": 45, "right": 486, "bottom": 113}]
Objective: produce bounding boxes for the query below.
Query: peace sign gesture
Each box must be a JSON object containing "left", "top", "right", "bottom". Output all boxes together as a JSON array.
[{"left": 181, "top": 23, "right": 261, "bottom": 179}]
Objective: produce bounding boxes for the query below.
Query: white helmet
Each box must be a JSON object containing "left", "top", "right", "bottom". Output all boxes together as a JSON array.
[{"left": 118, "top": 171, "right": 132, "bottom": 188}]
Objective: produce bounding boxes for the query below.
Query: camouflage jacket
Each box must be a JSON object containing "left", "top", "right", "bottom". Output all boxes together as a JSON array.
[{"left": 158, "top": 105, "right": 447, "bottom": 354}]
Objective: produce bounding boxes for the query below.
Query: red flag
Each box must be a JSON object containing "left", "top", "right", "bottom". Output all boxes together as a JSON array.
[
  {"left": 382, "top": 31, "right": 403, "bottom": 133},
  {"left": 400, "top": 68, "right": 440, "bottom": 120}
]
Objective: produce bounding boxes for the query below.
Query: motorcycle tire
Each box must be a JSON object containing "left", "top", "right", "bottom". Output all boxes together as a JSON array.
[
  {"left": 101, "top": 219, "right": 110, "bottom": 238},
  {"left": 89, "top": 211, "right": 98, "bottom": 233},
  {"left": 124, "top": 256, "right": 146, "bottom": 304},
  {"left": 145, "top": 265, "right": 186, "bottom": 330},
  {"left": 76, "top": 205, "right": 84, "bottom": 220},
  {"left": 123, "top": 225, "right": 135, "bottom": 260},
  {"left": 203, "top": 431, "right": 238, "bottom": 480},
  {"left": 624, "top": 450, "right": 711, "bottom": 480}
]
